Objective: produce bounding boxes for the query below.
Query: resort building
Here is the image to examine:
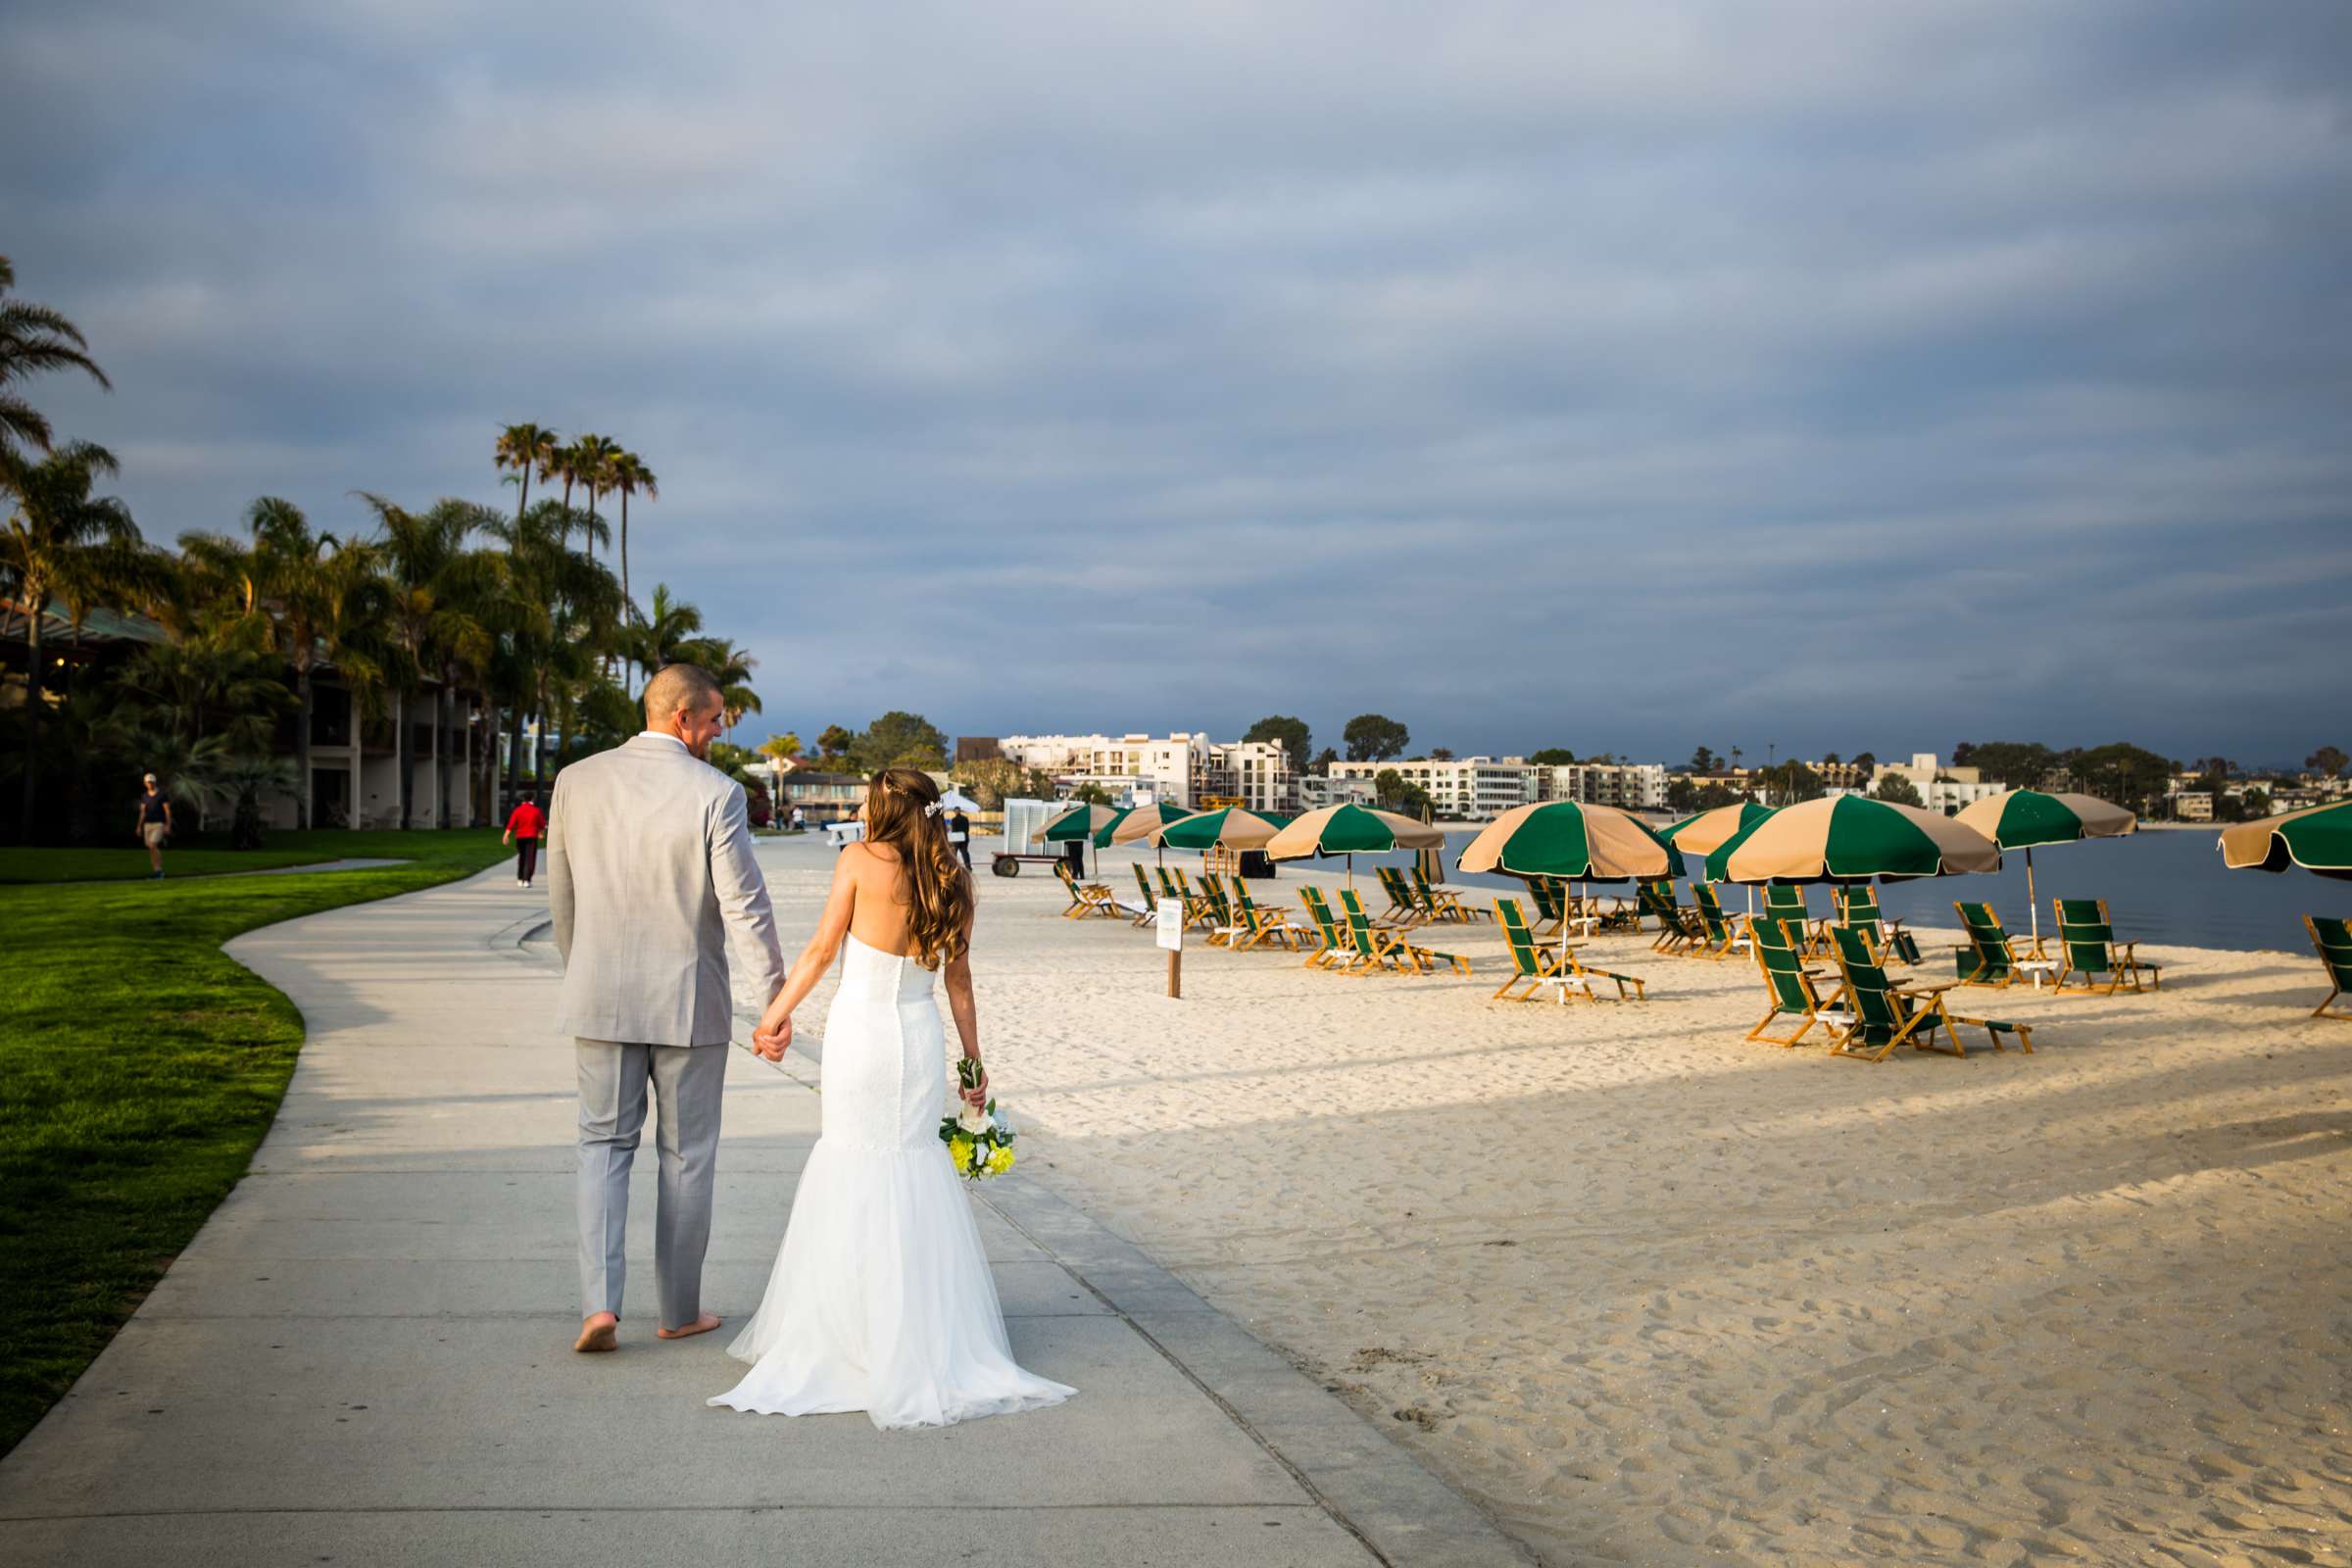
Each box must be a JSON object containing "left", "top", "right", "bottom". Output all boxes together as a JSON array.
[
  {"left": 1542, "top": 761, "right": 1669, "bottom": 811},
  {"left": 997, "top": 731, "right": 1298, "bottom": 810},
  {"left": 1327, "top": 756, "right": 1542, "bottom": 820},
  {"left": 773, "top": 766, "right": 868, "bottom": 825},
  {"left": 2, "top": 595, "right": 491, "bottom": 831},
  {"left": 1296, "top": 773, "right": 1377, "bottom": 811},
  {"left": 1870, "top": 753, "right": 2004, "bottom": 813}
]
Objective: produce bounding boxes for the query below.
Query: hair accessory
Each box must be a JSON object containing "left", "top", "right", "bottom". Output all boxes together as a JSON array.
[{"left": 923, "top": 801, "right": 944, "bottom": 818}]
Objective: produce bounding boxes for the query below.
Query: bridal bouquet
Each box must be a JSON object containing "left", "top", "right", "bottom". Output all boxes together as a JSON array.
[{"left": 939, "top": 1058, "right": 1017, "bottom": 1180}]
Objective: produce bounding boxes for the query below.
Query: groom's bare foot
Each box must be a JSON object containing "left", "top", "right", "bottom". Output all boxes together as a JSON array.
[
  {"left": 656, "top": 1312, "right": 722, "bottom": 1341},
  {"left": 574, "top": 1312, "right": 619, "bottom": 1353}
]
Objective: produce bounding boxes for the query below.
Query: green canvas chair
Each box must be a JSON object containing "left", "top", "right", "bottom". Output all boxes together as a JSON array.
[
  {"left": 1834, "top": 885, "right": 1919, "bottom": 964},
  {"left": 1523, "top": 876, "right": 1568, "bottom": 938},
  {"left": 1636, "top": 880, "right": 1702, "bottom": 954},
  {"left": 1131, "top": 863, "right": 1162, "bottom": 927},
  {"left": 1687, "top": 882, "right": 1749, "bottom": 959},
  {"left": 1195, "top": 872, "right": 1247, "bottom": 948},
  {"left": 1170, "top": 867, "right": 1218, "bottom": 932},
  {"left": 1827, "top": 926, "right": 2034, "bottom": 1061},
  {"left": 1373, "top": 866, "right": 1425, "bottom": 927},
  {"left": 2305, "top": 916, "right": 2352, "bottom": 1021},
  {"left": 1054, "top": 859, "right": 1122, "bottom": 919},
  {"left": 2052, "top": 899, "right": 2163, "bottom": 995},
  {"left": 1228, "top": 877, "right": 1312, "bottom": 952},
  {"left": 1297, "top": 887, "right": 1350, "bottom": 969},
  {"left": 1762, "top": 885, "right": 1826, "bottom": 955},
  {"left": 1339, "top": 888, "right": 1471, "bottom": 976},
  {"left": 1492, "top": 897, "right": 1644, "bottom": 1003},
  {"left": 1952, "top": 902, "right": 2024, "bottom": 986},
  {"left": 1411, "top": 867, "right": 1489, "bottom": 924},
  {"left": 1746, "top": 912, "right": 1845, "bottom": 1047}
]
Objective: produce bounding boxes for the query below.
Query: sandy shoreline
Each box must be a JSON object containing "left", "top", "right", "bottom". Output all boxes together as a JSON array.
[{"left": 760, "top": 838, "right": 2352, "bottom": 1567}]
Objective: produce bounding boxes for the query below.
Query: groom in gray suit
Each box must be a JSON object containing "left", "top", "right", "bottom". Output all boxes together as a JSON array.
[{"left": 546, "top": 663, "right": 789, "bottom": 1353}]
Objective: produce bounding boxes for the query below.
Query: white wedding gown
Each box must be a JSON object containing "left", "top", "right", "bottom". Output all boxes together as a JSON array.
[{"left": 710, "top": 933, "right": 1076, "bottom": 1429}]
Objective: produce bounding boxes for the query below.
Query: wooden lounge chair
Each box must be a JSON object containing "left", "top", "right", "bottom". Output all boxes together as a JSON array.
[
  {"left": 1826, "top": 926, "right": 2034, "bottom": 1061},
  {"left": 1373, "top": 866, "right": 1426, "bottom": 927},
  {"left": 1746, "top": 912, "right": 1847, "bottom": 1047},
  {"left": 2052, "top": 900, "right": 2163, "bottom": 995},
  {"left": 1523, "top": 876, "right": 1568, "bottom": 939},
  {"left": 1130, "top": 864, "right": 1162, "bottom": 927},
  {"left": 1054, "top": 859, "right": 1124, "bottom": 919},
  {"left": 1195, "top": 872, "right": 1249, "bottom": 948},
  {"left": 1297, "top": 887, "right": 1352, "bottom": 969},
  {"left": 2305, "top": 916, "right": 2352, "bottom": 1021},
  {"left": 1169, "top": 867, "right": 1219, "bottom": 932},
  {"left": 1687, "top": 882, "right": 1749, "bottom": 959},
  {"left": 1228, "top": 877, "right": 1313, "bottom": 952},
  {"left": 1635, "top": 880, "right": 1703, "bottom": 955},
  {"left": 1493, "top": 897, "right": 1644, "bottom": 1002},
  {"left": 1339, "top": 888, "right": 1471, "bottom": 976},
  {"left": 1952, "top": 902, "right": 2025, "bottom": 987},
  {"left": 1411, "top": 868, "right": 1491, "bottom": 924},
  {"left": 1834, "top": 885, "right": 1918, "bottom": 964},
  {"left": 1762, "top": 885, "right": 1827, "bottom": 955}
]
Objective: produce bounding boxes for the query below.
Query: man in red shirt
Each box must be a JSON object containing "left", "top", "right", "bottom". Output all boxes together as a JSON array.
[{"left": 505, "top": 793, "right": 548, "bottom": 887}]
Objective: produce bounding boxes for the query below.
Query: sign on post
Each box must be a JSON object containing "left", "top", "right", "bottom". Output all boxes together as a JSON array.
[{"left": 1156, "top": 897, "right": 1183, "bottom": 998}]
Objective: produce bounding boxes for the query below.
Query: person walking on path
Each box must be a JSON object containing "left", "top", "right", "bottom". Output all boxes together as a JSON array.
[
  {"left": 947, "top": 807, "right": 972, "bottom": 870},
  {"left": 504, "top": 793, "right": 548, "bottom": 887},
  {"left": 546, "top": 663, "right": 789, "bottom": 1354},
  {"left": 133, "top": 772, "right": 172, "bottom": 879}
]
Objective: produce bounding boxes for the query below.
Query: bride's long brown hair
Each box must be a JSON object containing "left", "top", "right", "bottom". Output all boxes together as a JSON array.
[{"left": 862, "top": 767, "right": 973, "bottom": 970}]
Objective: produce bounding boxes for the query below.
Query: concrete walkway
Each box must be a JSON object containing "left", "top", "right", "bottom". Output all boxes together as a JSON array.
[{"left": 0, "top": 864, "right": 1524, "bottom": 1566}]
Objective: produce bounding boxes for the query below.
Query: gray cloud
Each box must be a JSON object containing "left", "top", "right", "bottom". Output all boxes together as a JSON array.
[{"left": 6, "top": 0, "right": 2349, "bottom": 765}]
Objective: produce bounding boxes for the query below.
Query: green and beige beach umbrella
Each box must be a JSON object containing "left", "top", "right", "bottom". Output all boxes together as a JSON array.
[
  {"left": 1147, "top": 807, "right": 1292, "bottom": 852},
  {"left": 1103, "top": 801, "right": 1193, "bottom": 847},
  {"left": 1457, "top": 800, "right": 1678, "bottom": 957},
  {"left": 1704, "top": 795, "right": 2000, "bottom": 884},
  {"left": 1043, "top": 802, "right": 1120, "bottom": 875},
  {"left": 1264, "top": 802, "right": 1444, "bottom": 885},
  {"left": 2219, "top": 798, "right": 2352, "bottom": 881},
  {"left": 1660, "top": 799, "right": 1773, "bottom": 856},
  {"left": 1955, "top": 788, "right": 2136, "bottom": 946}
]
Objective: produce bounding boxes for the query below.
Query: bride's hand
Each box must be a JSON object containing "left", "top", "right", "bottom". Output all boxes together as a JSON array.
[
  {"left": 753, "top": 1014, "right": 792, "bottom": 1061},
  {"left": 959, "top": 1063, "right": 989, "bottom": 1109}
]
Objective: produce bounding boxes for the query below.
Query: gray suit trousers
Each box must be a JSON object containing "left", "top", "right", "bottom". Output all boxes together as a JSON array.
[{"left": 576, "top": 1039, "right": 727, "bottom": 1328}]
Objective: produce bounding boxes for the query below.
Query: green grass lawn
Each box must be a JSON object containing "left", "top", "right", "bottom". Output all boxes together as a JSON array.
[
  {"left": 0, "top": 828, "right": 512, "bottom": 1455},
  {"left": 0, "top": 827, "right": 485, "bottom": 884}
]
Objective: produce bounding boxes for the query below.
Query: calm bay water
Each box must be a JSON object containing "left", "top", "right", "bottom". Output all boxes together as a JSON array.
[{"left": 1349, "top": 825, "right": 2336, "bottom": 955}]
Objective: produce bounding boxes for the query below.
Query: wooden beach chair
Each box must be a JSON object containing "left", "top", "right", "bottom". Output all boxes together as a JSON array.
[
  {"left": 1054, "top": 859, "right": 1123, "bottom": 919},
  {"left": 1636, "top": 880, "right": 1703, "bottom": 955},
  {"left": 1762, "top": 884, "right": 1827, "bottom": 955},
  {"left": 1169, "top": 867, "right": 1219, "bottom": 932},
  {"left": 2304, "top": 916, "right": 2352, "bottom": 1021},
  {"left": 1745, "top": 912, "right": 1846, "bottom": 1048},
  {"left": 1827, "top": 926, "right": 2034, "bottom": 1061},
  {"left": 1339, "top": 888, "right": 1472, "bottom": 976},
  {"left": 1411, "top": 868, "right": 1491, "bottom": 924},
  {"left": 1835, "top": 885, "right": 1918, "bottom": 965},
  {"left": 1952, "top": 902, "right": 2025, "bottom": 987},
  {"left": 1493, "top": 897, "right": 1644, "bottom": 1003},
  {"left": 1130, "top": 864, "right": 1162, "bottom": 927},
  {"left": 1297, "top": 887, "right": 1353, "bottom": 969},
  {"left": 1373, "top": 866, "right": 1425, "bottom": 927},
  {"left": 1195, "top": 873, "right": 1249, "bottom": 948},
  {"left": 1524, "top": 876, "right": 1568, "bottom": 939},
  {"left": 1687, "top": 882, "right": 1749, "bottom": 959},
  {"left": 2052, "top": 899, "right": 2163, "bottom": 995},
  {"left": 1228, "top": 877, "right": 1313, "bottom": 952}
]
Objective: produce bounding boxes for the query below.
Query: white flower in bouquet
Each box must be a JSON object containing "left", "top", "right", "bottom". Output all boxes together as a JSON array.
[{"left": 956, "top": 1104, "right": 994, "bottom": 1138}]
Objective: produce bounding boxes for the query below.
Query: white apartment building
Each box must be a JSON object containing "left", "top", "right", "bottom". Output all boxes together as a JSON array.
[
  {"left": 1297, "top": 773, "right": 1377, "bottom": 811},
  {"left": 1871, "top": 753, "right": 2004, "bottom": 813},
  {"left": 1543, "top": 762, "right": 1668, "bottom": 811},
  {"left": 1327, "top": 756, "right": 1541, "bottom": 820},
  {"left": 997, "top": 731, "right": 1298, "bottom": 811}
]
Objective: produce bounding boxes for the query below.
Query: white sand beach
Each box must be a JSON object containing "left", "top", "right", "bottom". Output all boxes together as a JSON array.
[{"left": 763, "top": 837, "right": 2352, "bottom": 1567}]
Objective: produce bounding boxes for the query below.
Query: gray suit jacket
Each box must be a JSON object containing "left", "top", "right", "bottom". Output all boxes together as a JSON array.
[{"left": 547, "top": 732, "right": 789, "bottom": 1046}]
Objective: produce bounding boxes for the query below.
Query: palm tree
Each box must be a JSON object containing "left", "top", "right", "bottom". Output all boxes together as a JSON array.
[
  {"left": 681, "top": 635, "right": 761, "bottom": 732},
  {"left": 1, "top": 441, "right": 138, "bottom": 839},
  {"left": 0, "top": 257, "right": 112, "bottom": 462},
  {"left": 482, "top": 497, "right": 615, "bottom": 798},
  {"left": 363, "top": 495, "right": 504, "bottom": 829},
  {"left": 607, "top": 449, "right": 656, "bottom": 649},
  {"left": 569, "top": 433, "right": 621, "bottom": 559},
  {"left": 493, "top": 423, "right": 560, "bottom": 525},
  {"left": 620, "top": 582, "right": 705, "bottom": 678}
]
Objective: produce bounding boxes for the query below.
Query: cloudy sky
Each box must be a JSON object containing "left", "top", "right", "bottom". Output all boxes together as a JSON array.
[{"left": 8, "top": 1, "right": 2349, "bottom": 766}]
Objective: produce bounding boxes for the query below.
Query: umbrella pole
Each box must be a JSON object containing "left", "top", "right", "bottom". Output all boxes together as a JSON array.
[{"left": 2026, "top": 847, "right": 2038, "bottom": 954}]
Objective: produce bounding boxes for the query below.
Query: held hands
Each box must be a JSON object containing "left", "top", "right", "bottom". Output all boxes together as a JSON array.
[{"left": 752, "top": 1013, "right": 793, "bottom": 1062}]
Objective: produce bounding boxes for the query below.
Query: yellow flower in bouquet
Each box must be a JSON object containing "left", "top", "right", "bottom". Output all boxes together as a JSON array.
[
  {"left": 948, "top": 1135, "right": 975, "bottom": 1172},
  {"left": 986, "top": 1147, "right": 1015, "bottom": 1176}
]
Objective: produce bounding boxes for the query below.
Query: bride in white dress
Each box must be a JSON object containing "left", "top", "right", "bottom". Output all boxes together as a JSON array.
[{"left": 710, "top": 767, "right": 1075, "bottom": 1429}]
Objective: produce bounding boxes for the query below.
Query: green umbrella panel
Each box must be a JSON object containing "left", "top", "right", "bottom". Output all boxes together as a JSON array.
[
  {"left": 1953, "top": 789, "right": 2136, "bottom": 946},
  {"left": 1704, "top": 795, "right": 2000, "bottom": 884},
  {"left": 2219, "top": 798, "right": 2352, "bottom": 881},
  {"left": 1148, "top": 807, "right": 1292, "bottom": 852}
]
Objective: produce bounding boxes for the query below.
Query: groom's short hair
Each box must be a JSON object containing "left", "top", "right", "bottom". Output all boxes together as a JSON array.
[{"left": 644, "top": 662, "right": 722, "bottom": 724}]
